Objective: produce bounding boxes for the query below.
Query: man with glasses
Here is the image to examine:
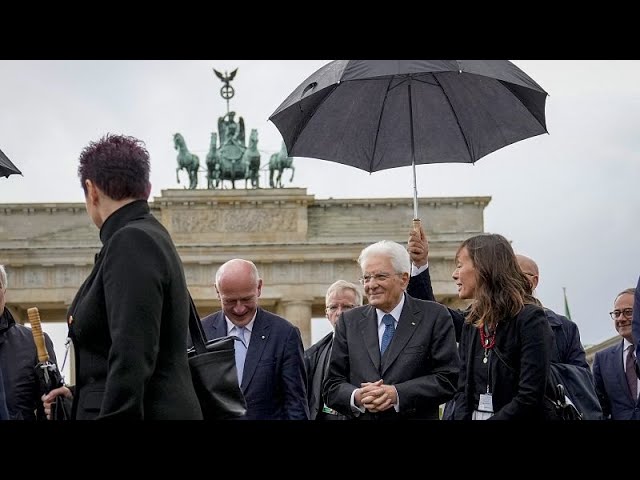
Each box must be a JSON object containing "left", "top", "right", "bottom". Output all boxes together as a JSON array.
[
  {"left": 323, "top": 240, "right": 459, "bottom": 420},
  {"left": 592, "top": 288, "right": 640, "bottom": 419},
  {"left": 305, "top": 229, "right": 438, "bottom": 420},
  {"left": 304, "top": 280, "right": 362, "bottom": 420}
]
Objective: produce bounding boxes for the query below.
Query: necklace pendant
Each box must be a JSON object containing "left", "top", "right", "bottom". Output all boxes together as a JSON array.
[{"left": 482, "top": 356, "right": 488, "bottom": 364}]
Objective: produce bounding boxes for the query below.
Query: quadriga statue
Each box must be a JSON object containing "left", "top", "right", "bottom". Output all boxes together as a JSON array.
[{"left": 205, "top": 122, "right": 261, "bottom": 190}]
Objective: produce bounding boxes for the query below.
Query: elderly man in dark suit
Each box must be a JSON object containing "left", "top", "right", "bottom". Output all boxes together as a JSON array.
[
  {"left": 305, "top": 227, "right": 438, "bottom": 421},
  {"left": 593, "top": 288, "right": 639, "bottom": 420},
  {"left": 323, "top": 240, "right": 459, "bottom": 420},
  {"left": 201, "top": 259, "right": 309, "bottom": 420}
]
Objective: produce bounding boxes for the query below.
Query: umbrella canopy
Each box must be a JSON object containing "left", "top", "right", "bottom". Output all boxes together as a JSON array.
[
  {"left": 269, "top": 60, "right": 548, "bottom": 219},
  {"left": 0, "top": 147, "right": 22, "bottom": 178}
]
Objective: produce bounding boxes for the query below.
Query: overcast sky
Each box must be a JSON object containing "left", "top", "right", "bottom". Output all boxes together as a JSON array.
[{"left": 1, "top": 60, "right": 639, "bottom": 361}]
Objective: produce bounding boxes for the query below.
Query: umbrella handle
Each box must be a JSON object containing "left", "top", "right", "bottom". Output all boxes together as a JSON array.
[
  {"left": 27, "top": 307, "right": 50, "bottom": 363},
  {"left": 412, "top": 218, "right": 422, "bottom": 234}
]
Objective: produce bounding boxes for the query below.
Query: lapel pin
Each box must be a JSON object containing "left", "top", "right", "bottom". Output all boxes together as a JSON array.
[{"left": 261, "top": 335, "right": 265, "bottom": 339}]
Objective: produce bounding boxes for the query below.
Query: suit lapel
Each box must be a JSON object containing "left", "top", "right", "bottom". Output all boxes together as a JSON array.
[
  {"left": 381, "top": 296, "right": 421, "bottom": 375},
  {"left": 240, "top": 308, "right": 270, "bottom": 392},
  {"left": 359, "top": 306, "right": 381, "bottom": 370},
  {"left": 203, "top": 311, "right": 226, "bottom": 340}
]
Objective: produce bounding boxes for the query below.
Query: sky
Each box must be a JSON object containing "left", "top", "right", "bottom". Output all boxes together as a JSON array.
[{"left": 1, "top": 60, "right": 639, "bottom": 369}]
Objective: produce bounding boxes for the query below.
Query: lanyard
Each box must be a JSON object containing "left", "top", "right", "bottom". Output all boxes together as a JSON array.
[{"left": 480, "top": 323, "right": 496, "bottom": 393}]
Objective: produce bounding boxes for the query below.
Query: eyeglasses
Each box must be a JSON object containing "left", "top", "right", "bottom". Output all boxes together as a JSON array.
[
  {"left": 359, "top": 272, "right": 400, "bottom": 285},
  {"left": 609, "top": 308, "right": 633, "bottom": 320},
  {"left": 326, "top": 304, "right": 356, "bottom": 313}
]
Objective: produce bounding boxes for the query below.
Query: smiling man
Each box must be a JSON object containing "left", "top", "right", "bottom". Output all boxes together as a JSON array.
[
  {"left": 322, "top": 240, "right": 459, "bottom": 420},
  {"left": 592, "top": 288, "right": 640, "bottom": 420},
  {"left": 201, "top": 258, "right": 309, "bottom": 420}
]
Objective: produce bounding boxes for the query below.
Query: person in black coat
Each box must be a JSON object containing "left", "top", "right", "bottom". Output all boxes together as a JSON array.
[
  {"left": 42, "top": 134, "right": 202, "bottom": 420},
  {"left": 451, "top": 234, "right": 553, "bottom": 420},
  {"left": 0, "top": 264, "right": 58, "bottom": 420}
]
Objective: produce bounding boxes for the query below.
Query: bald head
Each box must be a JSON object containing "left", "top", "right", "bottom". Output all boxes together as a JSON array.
[
  {"left": 516, "top": 254, "right": 539, "bottom": 289},
  {"left": 214, "top": 259, "right": 262, "bottom": 327},
  {"left": 215, "top": 258, "right": 259, "bottom": 287}
]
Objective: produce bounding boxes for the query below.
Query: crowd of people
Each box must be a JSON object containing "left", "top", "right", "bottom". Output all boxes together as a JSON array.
[{"left": 0, "top": 133, "right": 638, "bottom": 420}]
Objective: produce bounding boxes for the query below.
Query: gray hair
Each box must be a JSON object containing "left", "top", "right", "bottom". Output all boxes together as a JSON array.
[
  {"left": 358, "top": 240, "right": 410, "bottom": 274},
  {"left": 615, "top": 288, "right": 635, "bottom": 302},
  {"left": 325, "top": 280, "right": 363, "bottom": 307},
  {"left": 0, "top": 264, "right": 6, "bottom": 291}
]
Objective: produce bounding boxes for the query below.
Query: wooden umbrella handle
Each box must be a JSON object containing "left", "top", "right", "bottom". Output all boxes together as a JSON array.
[
  {"left": 27, "top": 307, "right": 49, "bottom": 363},
  {"left": 412, "top": 218, "right": 422, "bottom": 234}
]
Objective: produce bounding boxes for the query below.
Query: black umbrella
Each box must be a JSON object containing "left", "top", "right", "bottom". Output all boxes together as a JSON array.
[
  {"left": 0, "top": 147, "right": 22, "bottom": 178},
  {"left": 269, "top": 60, "right": 548, "bottom": 222},
  {"left": 27, "top": 307, "right": 68, "bottom": 420}
]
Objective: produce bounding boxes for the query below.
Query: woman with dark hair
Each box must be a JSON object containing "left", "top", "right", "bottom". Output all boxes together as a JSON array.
[
  {"left": 452, "top": 233, "right": 553, "bottom": 420},
  {"left": 43, "top": 134, "right": 202, "bottom": 419}
]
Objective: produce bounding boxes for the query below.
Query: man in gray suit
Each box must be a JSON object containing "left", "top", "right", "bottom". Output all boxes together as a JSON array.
[
  {"left": 593, "top": 287, "right": 639, "bottom": 420},
  {"left": 323, "top": 240, "right": 459, "bottom": 420}
]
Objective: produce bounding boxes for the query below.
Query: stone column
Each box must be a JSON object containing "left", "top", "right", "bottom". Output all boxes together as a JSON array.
[{"left": 281, "top": 299, "right": 313, "bottom": 349}]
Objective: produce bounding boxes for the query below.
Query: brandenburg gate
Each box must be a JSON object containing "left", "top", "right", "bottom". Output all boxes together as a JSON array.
[{"left": 0, "top": 188, "right": 489, "bottom": 348}]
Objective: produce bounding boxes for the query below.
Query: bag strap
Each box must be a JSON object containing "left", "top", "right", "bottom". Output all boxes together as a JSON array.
[{"left": 188, "top": 295, "right": 208, "bottom": 354}]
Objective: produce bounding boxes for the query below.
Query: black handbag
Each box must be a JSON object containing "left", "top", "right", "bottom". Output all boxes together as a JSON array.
[
  {"left": 187, "top": 298, "right": 247, "bottom": 420},
  {"left": 493, "top": 345, "right": 602, "bottom": 421},
  {"left": 545, "top": 362, "right": 604, "bottom": 420}
]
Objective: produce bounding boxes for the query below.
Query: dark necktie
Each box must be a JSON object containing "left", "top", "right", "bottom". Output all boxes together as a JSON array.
[
  {"left": 234, "top": 326, "right": 247, "bottom": 385},
  {"left": 380, "top": 314, "right": 395, "bottom": 355},
  {"left": 626, "top": 345, "right": 637, "bottom": 401}
]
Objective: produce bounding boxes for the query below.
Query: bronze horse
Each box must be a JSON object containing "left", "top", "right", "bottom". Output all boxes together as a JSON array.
[
  {"left": 269, "top": 141, "right": 294, "bottom": 188},
  {"left": 243, "top": 129, "right": 261, "bottom": 189},
  {"left": 174, "top": 133, "right": 199, "bottom": 189}
]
